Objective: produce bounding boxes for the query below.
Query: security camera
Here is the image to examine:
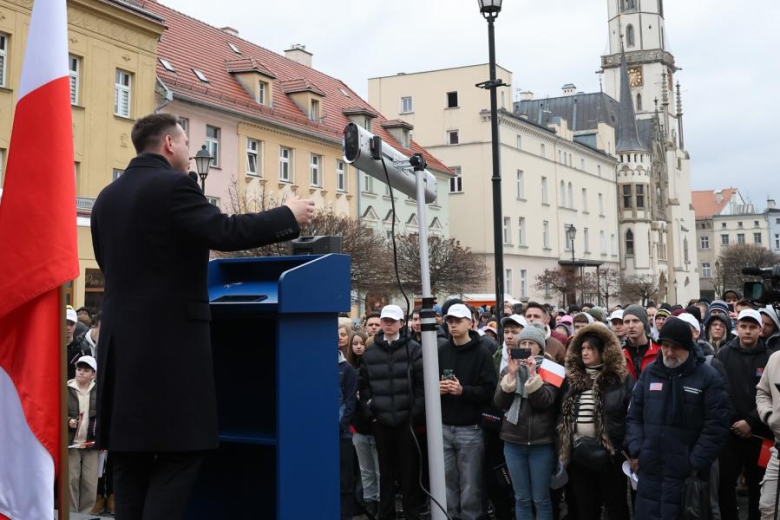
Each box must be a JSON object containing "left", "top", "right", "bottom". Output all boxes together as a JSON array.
[{"left": 343, "top": 122, "right": 437, "bottom": 204}]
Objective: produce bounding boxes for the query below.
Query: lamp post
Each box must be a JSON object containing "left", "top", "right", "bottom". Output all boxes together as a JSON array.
[
  {"left": 567, "top": 224, "right": 577, "bottom": 304},
  {"left": 674, "top": 279, "right": 679, "bottom": 304},
  {"left": 194, "top": 145, "right": 212, "bottom": 192},
  {"left": 477, "top": 0, "right": 506, "bottom": 328}
]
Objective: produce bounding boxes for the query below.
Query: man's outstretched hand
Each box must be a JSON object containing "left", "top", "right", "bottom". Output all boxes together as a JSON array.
[{"left": 285, "top": 198, "right": 315, "bottom": 226}]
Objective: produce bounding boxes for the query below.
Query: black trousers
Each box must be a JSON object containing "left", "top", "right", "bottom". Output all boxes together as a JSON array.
[
  {"left": 97, "top": 454, "right": 114, "bottom": 497},
  {"left": 340, "top": 438, "right": 356, "bottom": 520},
  {"left": 373, "top": 422, "right": 423, "bottom": 520},
  {"left": 112, "top": 450, "right": 206, "bottom": 520},
  {"left": 483, "top": 428, "right": 514, "bottom": 520},
  {"left": 719, "top": 435, "right": 765, "bottom": 520},
  {"left": 567, "top": 457, "right": 630, "bottom": 520}
]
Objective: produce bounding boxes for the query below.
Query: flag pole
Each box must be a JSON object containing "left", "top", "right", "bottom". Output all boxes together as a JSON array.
[{"left": 59, "top": 285, "right": 69, "bottom": 520}]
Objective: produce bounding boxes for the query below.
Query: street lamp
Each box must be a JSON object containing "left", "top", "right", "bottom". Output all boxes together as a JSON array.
[
  {"left": 567, "top": 224, "right": 577, "bottom": 305},
  {"left": 674, "top": 279, "right": 679, "bottom": 304},
  {"left": 477, "top": 0, "right": 507, "bottom": 329},
  {"left": 194, "top": 145, "right": 212, "bottom": 192}
]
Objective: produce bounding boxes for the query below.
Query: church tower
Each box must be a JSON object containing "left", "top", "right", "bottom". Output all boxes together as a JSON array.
[{"left": 601, "top": 0, "right": 699, "bottom": 303}]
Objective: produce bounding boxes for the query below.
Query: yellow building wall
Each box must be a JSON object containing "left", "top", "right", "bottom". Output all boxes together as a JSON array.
[{"left": 0, "top": 0, "right": 164, "bottom": 309}]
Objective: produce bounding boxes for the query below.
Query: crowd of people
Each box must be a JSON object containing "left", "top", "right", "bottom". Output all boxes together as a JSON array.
[{"left": 338, "top": 292, "right": 780, "bottom": 520}]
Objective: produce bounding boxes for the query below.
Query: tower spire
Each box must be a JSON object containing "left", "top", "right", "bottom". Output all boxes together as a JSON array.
[
  {"left": 676, "top": 81, "right": 685, "bottom": 150},
  {"left": 616, "top": 44, "right": 647, "bottom": 153}
]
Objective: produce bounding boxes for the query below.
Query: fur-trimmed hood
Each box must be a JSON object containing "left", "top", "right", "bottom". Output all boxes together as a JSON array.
[{"left": 565, "top": 323, "right": 627, "bottom": 388}]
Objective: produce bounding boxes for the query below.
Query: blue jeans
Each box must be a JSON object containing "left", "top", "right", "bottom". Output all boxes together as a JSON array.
[
  {"left": 442, "top": 424, "right": 484, "bottom": 520},
  {"left": 503, "top": 442, "right": 555, "bottom": 520},
  {"left": 352, "top": 433, "right": 380, "bottom": 502}
]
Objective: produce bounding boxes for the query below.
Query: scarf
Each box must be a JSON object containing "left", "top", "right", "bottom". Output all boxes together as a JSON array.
[{"left": 505, "top": 354, "right": 546, "bottom": 425}]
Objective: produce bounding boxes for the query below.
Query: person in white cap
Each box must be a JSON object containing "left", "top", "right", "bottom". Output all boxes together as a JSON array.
[
  {"left": 608, "top": 310, "right": 626, "bottom": 342},
  {"left": 437, "top": 303, "right": 497, "bottom": 520},
  {"left": 67, "top": 355, "right": 99, "bottom": 513},
  {"left": 358, "top": 304, "right": 424, "bottom": 519},
  {"left": 66, "top": 307, "right": 89, "bottom": 380},
  {"left": 716, "top": 309, "right": 772, "bottom": 520}
]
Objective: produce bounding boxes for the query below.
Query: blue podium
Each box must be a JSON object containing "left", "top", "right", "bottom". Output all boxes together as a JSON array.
[{"left": 186, "top": 254, "right": 351, "bottom": 519}]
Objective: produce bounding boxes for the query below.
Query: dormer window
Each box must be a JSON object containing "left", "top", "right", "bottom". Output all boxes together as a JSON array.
[
  {"left": 159, "top": 58, "right": 176, "bottom": 73},
  {"left": 309, "top": 99, "right": 320, "bottom": 121},
  {"left": 402, "top": 130, "right": 410, "bottom": 148},
  {"left": 258, "top": 80, "right": 268, "bottom": 105},
  {"left": 228, "top": 42, "right": 241, "bottom": 54},
  {"left": 339, "top": 88, "right": 350, "bottom": 97},
  {"left": 363, "top": 117, "right": 371, "bottom": 131},
  {"left": 192, "top": 69, "right": 208, "bottom": 83}
]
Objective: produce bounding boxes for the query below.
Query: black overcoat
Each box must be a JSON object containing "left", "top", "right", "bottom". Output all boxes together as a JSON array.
[{"left": 91, "top": 153, "right": 299, "bottom": 451}]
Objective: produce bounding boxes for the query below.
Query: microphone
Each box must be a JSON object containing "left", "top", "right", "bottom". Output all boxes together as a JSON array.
[{"left": 742, "top": 267, "right": 766, "bottom": 276}]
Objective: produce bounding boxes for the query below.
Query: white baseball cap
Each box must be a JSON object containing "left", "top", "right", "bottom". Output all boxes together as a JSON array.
[
  {"left": 75, "top": 355, "right": 97, "bottom": 372},
  {"left": 66, "top": 308, "right": 78, "bottom": 323},
  {"left": 380, "top": 305, "right": 404, "bottom": 322},
  {"left": 738, "top": 309, "right": 763, "bottom": 326},
  {"left": 677, "top": 313, "right": 701, "bottom": 334},
  {"left": 501, "top": 314, "right": 527, "bottom": 328},
  {"left": 444, "top": 304, "right": 472, "bottom": 321},
  {"left": 608, "top": 310, "right": 624, "bottom": 322}
]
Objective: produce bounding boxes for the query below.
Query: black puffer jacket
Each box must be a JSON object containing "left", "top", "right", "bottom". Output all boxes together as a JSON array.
[
  {"left": 359, "top": 330, "right": 424, "bottom": 427},
  {"left": 558, "top": 324, "right": 634, "bottom": 463}
]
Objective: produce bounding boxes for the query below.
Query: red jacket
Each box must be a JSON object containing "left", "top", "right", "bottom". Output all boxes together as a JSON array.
[{"left": 622, "top": 339, "right": 660, "bottom": 379}]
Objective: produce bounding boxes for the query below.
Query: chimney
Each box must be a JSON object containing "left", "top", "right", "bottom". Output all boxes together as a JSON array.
[
  {"left": 768, "top": 198, "right": 776, "bottom": 210},
  {"left": 562, "top": 83, "right": 576, "bottom": 96},
  {"left": 715, "top": 190, "right": 723, "bottom": 204},
  {"left": 519, "top": 90, "right": 534, "bottom": 101},
  {"left": 284, "top": 44, "right": 312, "bottom": 68},
  {"left": 221, "top": 27, "right": 239, "bottom": 36}
]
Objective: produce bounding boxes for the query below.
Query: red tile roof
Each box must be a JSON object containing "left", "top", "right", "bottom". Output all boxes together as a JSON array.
[
  {"left": 692, "top": 188, "right": 738, "bottom": 219},
  {"left": 280, "top": 78, "right": 326, "bottom": 97},
  {"left": 224, "top": 57, "right": 276, "bottom": 78},
  {"left": 141, "top": 1, "right": 451, "bottom": 175}
]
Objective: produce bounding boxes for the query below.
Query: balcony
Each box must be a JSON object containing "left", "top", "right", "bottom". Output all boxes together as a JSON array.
[{"left": 77, "top": 196, "right": 96, "bottom": 216}]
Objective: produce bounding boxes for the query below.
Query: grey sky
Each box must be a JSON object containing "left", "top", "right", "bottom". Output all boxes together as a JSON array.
[{"left": 161, "top": 0, "right": 780, "bottom": 208}]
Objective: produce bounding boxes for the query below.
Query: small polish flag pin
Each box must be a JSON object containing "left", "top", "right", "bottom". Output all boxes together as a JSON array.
[
  {"left": 650, "top": 382, "right": 663, "bottom": 391},
  {"left": 538, "top": 359, "right": 565, "bottom": 388}
]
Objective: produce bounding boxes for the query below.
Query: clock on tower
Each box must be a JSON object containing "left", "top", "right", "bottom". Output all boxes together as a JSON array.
[{"left": 628, "top": 66, "right": 643, "bottom": 88}]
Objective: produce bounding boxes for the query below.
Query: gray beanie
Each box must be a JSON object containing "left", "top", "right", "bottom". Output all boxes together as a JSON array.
[
  {"left": 517, "top": 322, "right": 546, "bottom": 352},
  {"left": 623, "top": 304, "right": 650, "bottom": 334}
]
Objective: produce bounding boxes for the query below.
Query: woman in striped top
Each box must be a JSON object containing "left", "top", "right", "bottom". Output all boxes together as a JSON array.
[{"left": 558, "top": 324, "right": 635, "bottom": 520}]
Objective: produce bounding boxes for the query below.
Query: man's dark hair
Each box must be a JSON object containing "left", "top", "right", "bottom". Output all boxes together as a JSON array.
[
  {"left": 412, "top": 306, "right": 422, "bottom": 315},
  {"left": 736, "top": 298, "right": 757, "bottom": 310},
  {"left": 76, "top": 306, "right": 92, "bottom": 317},
  {"left": 581, "top": 302, "right": 594, "bottom": 309},
  {"left": 131, "top": 113, "right": 180, "bottom": 154},
  {"left": 365, "top": 312, "right": 381, "bottom": 321},
  {"left": 525, "top": 301, "right": 548, "bottom": 316},
  {"left": 573, "top": 313, "right": 590, "bottom": 324}
]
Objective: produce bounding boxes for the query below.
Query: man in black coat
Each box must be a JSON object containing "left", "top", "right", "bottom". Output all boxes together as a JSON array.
[{"left": 91, "top": 113, "right": 313, "bottom": 520}]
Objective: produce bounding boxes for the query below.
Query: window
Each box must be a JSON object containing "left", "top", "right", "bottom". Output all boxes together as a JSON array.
[
  {"left": 279, "top": 146, "right": 292, "bottom": 182},
  {"left": 611, "top": 234, "right": 617, "bottom": 255},
  {"left": 505, "top": 269, "right": 513, "bottom": 295},
  {"left": 112, "top": 168, "right": 124, "bottom": 181},
  {"left": 776, "top": 234, "right": 780, "bottom": 250},
  {"left": 178, "top": 117, "right": 189, "bottom": 137},
  {"left": 192, "top": 69, "right": 209, "bottom": 83},
  {"left": 309, "top": 154, "right": 321, "bottom": 187},
  {"left": 159, "top": 58, "right": 176, "bottom": 72},
  {"left": 447, "top": 130, "right": 459, "bottom": 145},
  {"left": 580, "top": 158, "right": 585, "bottom": 170},
  {"left": 309, "top": 99, "right": 320, "bottom": 121},
  {"left": 540, "top": 143, "right": 546, "bottom": 157},
  {"left": 543, "top": 221, "right": 550, "bottom": 248},
  {"left": 754, "top": 233, "right": 762, "bottom": 244},
  {"left": 336, "top": 160, "right": 347, "bottom": 192},
  {"left": 700, "top": 235, "right": 709, "bottom": 249},
  {"left": 625, "top": 229, "right": 635, "bottom": 255},
  {"left": 597, "top": 165, "right": 602, "bottom": 176},
  {"left": 114, "top": 70, "right": 131, "bottom": 117},
  {"left": 541, "top": 176, "right": 548, "bottom": 204},
  {"left": 516, "top": 170, "right": 524, "bottom": 199},
  {"left": 599, "top": 193, "right": 604, "bottom": 215},
  {"left": 520, "top": 270, "right": 528, "bottom": 298},
  {"left": 69, "top": 56, "right": 80, "bottom": 105},
  {"left": 447, "top": 91, "right": 458, "bottom": 108},
  {"left": 738, "top": 221, "right": 743, "bottom": 228},
  {"left": 564, "top": 224, "right": 573, "bottom": 251},
  {"left": 755, "top": 221, "right": 760, "bottom": 228},
  {"left": 206, "top": 126, "right": 220, "bottom": 167},
  {"left": 622, "top": 184, "right": 632, "bottom": 208},
  {"left": 737, "top": 233, "right": 746, "bottom": 244},
  {"left": 582, "top": 188, "right": 588, "bottom": 212},
  {"left": 449, "top": 166, "right": 463, "bottom": 193},
  {"left": 206, "top": 196, "right": 220, "bottom": 208},
  {"left": 636, "top": 93, "right": 643, "bottom": 111},
  {"left": 0, "top": 34, "right": 7, "bottom": 88},
  {"left": 362, "top": 172, "right": 374, "bottom": 194},
  {"left": 636, "top": 185, "right": 645, "bottom": 208},
  {"left": 258, "top": 81, "right": 268, "bottom": 105},
  {"left": 518, "top": 217, "right": 526, "bottom": 246},
  {"left": 702, "top": 263, "right": 711, "bottom": 278},
  {"left": 401, "top": 96, "right": 413, "bottom": 113},
  {"left": 228, "top": 42, "right": 241, "bottom": 54},
  {"left": 503, "top": 217, "right": 511, "bottom": 245},
  {"left": 559, "top": 181, "right": 566, "bottom": 206},
  {"left": 722, "top": 222, "right": 727, "bottom": 229},
  {"left": 567, "top": 182, "right": 573, "bottom": 209},
  {"left": 684, "top": 238, "right": 689, "bottom": 263},
  {"left": 627, "top": 25, "right": 635, "bottom": 47},
  {"left": 516, "top": 135, "right": 522, "bottom": 150},
  {"left": 246, "top": 139, "right": 259, "bottom": 176},
  {"left": 600, "top": 231, "right": 607, "bottom": 254},
  {"left": 584, "top": 228, "right": 590, "bottom": 253},
  {"left": 721, "top": 234, "right": 729, "bottom": 245}
]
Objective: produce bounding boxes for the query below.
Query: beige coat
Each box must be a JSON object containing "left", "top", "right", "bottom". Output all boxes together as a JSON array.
[{"left": 756, "top": 352, "right": 780, "bottom": 440}]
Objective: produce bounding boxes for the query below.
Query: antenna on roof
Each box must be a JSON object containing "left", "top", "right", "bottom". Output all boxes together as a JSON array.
[{"left": 595, "top": 70, "right": 604, "bottom": 93}]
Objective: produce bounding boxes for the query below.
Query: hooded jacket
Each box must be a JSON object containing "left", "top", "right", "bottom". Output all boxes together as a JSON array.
[
  {"left": 759, "top": 306, "right": 780, "bottom": 353},
  {"left": 438, "top": 330, "right": 497, "bottom": 425},
  {"left": 626, "top": 349, "right": 731, "bottom": 520},
  {"left": 558, "top": 324, "right": 634, "bottom": 464},
  {"left": 716, "top": 336, "right": 773, "bottom": 439},
  {"left": 704, "top": 312, "right": 735, "bottom": 351},
  {"left": 359, "top": 330, "right": 425, "bottom": 427},
  {"left": 67, "top": 379, "right": 97, "bottom": 445}
]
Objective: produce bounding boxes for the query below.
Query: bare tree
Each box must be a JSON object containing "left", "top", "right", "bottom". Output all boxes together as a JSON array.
[
  {"left": 717, "top": 244, "right": 780, "bottom": 297},
  {"left": 583, "top": 267, "right": 623, "bottom": 309},
  {"left": 216, "top": 175, "right": 393, "bottom": 295},
  {"left": 393, "top": 234, "right": 487, "bottom": 297},
  {"left": 534, "top": 267, "right": 580, "bottom": 306},
  {"left": 620, "top": 274, "right": 659, "bottom": 305}
]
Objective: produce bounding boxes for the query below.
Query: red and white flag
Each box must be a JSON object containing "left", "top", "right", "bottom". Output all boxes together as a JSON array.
[
  {"left": 0, "top": 0, "right": 78, "bottom": 517},
  {"left": 538, "top": 359, "right": 566, "bottom": 388}
]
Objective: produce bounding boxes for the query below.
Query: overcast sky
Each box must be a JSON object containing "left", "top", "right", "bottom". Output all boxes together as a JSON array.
[{"left": 161, "top": 0, "right": 780, "bottom": 209}]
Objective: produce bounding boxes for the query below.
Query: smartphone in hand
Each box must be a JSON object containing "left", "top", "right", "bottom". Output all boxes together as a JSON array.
[{"left": 510, "top": 348, "right": 532, "bottom": 360}]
